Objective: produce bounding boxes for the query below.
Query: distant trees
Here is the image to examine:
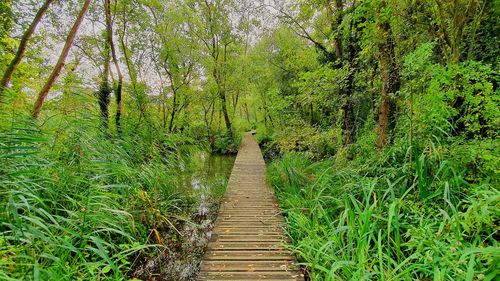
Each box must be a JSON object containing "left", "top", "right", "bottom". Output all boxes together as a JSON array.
[
  {"left": 276, "top": 0, "right": 360, "bottom": 144},
  {"left": 95, "top": 0, "right": 122, "bottom": 130},
  {"left": 260, "top": 0, "right": 496, "bottom": 151},
  {"left": 2, "top": 0, "right": 253, "bottom": 141},
  {"left": 146, "top": 1, "right": 197, "bottom": 133},
  {"left": 1, "top": 0, "right": 494, "bottom": 153}
]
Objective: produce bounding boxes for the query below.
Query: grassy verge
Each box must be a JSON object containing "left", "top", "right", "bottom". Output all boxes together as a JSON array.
[{"left": 267, "top": 147, "right": 499, "bottom": 280}]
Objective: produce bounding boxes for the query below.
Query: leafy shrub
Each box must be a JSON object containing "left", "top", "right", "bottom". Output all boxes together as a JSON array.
[
  {"left": 273, "top": 121, "right": 340, "bottom": 160},
  {"left": 402, "top": 44, "right": 499, "bottom": 142},
  {"left": 211, "top": 133, "right": 241, "bottom": 154},
  {"left": 255, "top": 123, "right": 272, "bottom": 145}
]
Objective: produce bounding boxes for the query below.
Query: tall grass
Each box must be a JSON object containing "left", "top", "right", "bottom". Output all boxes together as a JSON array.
[
  {"left": 268, "top": 147, "right": 499, "bottom": 280},
  {"left": 0, "top": 114, "right": 203, "bottom": 280}
]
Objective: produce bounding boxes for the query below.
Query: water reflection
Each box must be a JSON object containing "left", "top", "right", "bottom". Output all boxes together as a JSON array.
[{"left": 180, "top": 151, "right": 235, "bottom": 196}]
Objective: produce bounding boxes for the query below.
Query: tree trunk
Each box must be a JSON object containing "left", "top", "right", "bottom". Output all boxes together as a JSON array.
[
  {"left": 32, "top": 0, "right": 92, "bottom": 119},
  {"left": 105, "top": 0, "right": 123, "bottom": 133},
  {"left": 244, "top": 102, "right": 250, "bottom": 123},
  {"left": 376, "top": 21, "right": 400, "bottom": 148},
  {"left": 221, "top": 44, "right": 232, "bottom": 137},
  {"left": 341, "top": 36, "right": 358, "bottom": 145},
  {"left": 119, "top": 0, "right": 143, "bottom": 124},
  {"left": 1, "top": 0, "right": 54, "bottom": 96},
  {"left": 341, "top": 93, "right": 355, "bottom": 145},
  {"left": 329, "top": 0, "right": 343, "bottom": 60},
  {"left": 168, "top": 89, "right": 178, "bottom": 133},
  {"left": 219, "top": 88, "right": 232, "bottom": 136},
  {"left": 98, "top": 0, "right": 112, "bottom": 129}
]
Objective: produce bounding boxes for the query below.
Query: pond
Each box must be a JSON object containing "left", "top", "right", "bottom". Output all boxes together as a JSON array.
[
  {"left": 180, "top": 150, "right": 236, "bottom": 225},
  {"left": 180, "top": 151, "right": 235, "bottom": 194}
]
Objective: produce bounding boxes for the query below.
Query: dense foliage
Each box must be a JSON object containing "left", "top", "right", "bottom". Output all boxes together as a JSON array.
[
  {"left": 0, "top": 0, "right": 498, "bottom": 280},
  {"left": 257, "top": 0, "right": 499, "bottom": 280}
]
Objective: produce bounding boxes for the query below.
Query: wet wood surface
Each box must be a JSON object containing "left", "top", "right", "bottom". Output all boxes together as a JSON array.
[{"left": 198, "top": 133, "right": 303, "bottom": 281}]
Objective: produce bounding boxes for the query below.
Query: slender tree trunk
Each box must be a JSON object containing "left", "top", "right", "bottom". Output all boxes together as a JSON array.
[
  {"left": 217, "top": 102, "right": 222, "bottom": 131},
  {"left": 98, "top": 1, "right": 112, "bottom": 129},
  {"left": 168, "top": 89, "right": 178, "bottom": 133},
  {"left": 333, "top": 0, "right": 343, "bottom": 60},
  {"left": 32, "top": 0, "right": 92, "bottom": 118},
  {"left": 162, "top": 101, "right": 167, "bottom": 129},
  {"left": 325, "top": 0, "right": 343, "bottom": 60},
  {"left": 203, "top": 101, "right": 215, "bottom": 150},
  {"left": 244, "top": 102, "right": 250, "bottom": 123},
  {"left": 341, "top": 96, "right": 355, "bottom": 145},
  {"left": 105, "top": 0, "right": 123, "bottom": 133},
  {"left": 376, "top": 21, "right": 400, "bottom": 148},
  {"left": 341, "top": 53, "right": 357, "bottom": 145},
  {"left": 119, "top": 1, "right": 143, "bottom": 124},
  {"left": 219, "top": 88, "right": 232, "bottom": 136},
  {"left": 220, "top": 45, "right": 232, "bottom": 136},
  {"left": 214, "top": 65, "right": 232, "bottom": 136},
  {"left": 232, "top": 87, "right": 240, "bottom": 116},
  {"left": 1, "top": 0, "right": 54, "bottom": 97}
]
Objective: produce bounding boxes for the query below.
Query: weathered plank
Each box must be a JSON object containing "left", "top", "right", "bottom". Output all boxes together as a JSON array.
[{"left": 198, "top": 132, "right": 303, "bottom": 280}]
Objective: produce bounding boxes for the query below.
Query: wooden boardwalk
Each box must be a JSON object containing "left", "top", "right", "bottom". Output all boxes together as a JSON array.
[{"left": 198, "top": 133, "right": 303, "bottom": 281}]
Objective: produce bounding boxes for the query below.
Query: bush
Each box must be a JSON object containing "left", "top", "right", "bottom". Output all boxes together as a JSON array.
[
  {"left": 211, "top": 132, "right": 241, "bottom": 154},
  {"left": 272, "top": 121, "right": 340, "bottom": 160}
]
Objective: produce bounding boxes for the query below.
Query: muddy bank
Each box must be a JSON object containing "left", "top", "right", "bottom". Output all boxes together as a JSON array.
[{"left": 130, "top": 151, "right": 235, "bottom": 281}]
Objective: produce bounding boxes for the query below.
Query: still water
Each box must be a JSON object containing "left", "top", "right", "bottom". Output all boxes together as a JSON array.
[{"left": 179, "top": 151, "right": 236, "bottom": 196}]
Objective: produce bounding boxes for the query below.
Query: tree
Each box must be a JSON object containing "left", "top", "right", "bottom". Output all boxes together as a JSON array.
[
  {"left": 0, "top": 0, "right": 55, "bottom": 97},
  {"left": 117, "top": 0, "right": 148, "bottom": 123},
  {"left": 432, "top": 0, "right": 485, "bottom": 63},
  {"left": 98, "top": 0, "right": 112, "bottom": 129},
  {"left": 275, "top": 0, "right": 361, "bottom": 145},
  {"left": 195, "top": 0, "right": 235, "bottom": 137},
  {"left": 374, "top": 0, "right": 400, "bottom": 148},
  {"left": 147, "top": 1, "right": 197, "bottom": 133},
  {"left": 32, "top": 0, "right": 92, "bottom": 119},
  {"left": 105, "top": 0, "right": 124, "bottom": 132}
]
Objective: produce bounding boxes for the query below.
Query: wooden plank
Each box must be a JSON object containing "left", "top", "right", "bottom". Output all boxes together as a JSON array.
[
  {"left": 201, "top": 260, "right": 297, "bottom": 272},
  {"left": 198, "top": 271, "right": 303, "bottom": 280}
]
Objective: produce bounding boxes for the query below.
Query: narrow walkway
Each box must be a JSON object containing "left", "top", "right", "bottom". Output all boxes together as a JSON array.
[{"left": 198, "top": 133, "right": 303, "bottom": 281}]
